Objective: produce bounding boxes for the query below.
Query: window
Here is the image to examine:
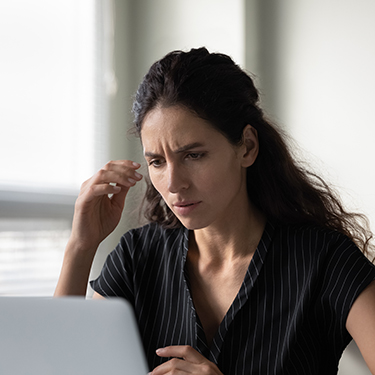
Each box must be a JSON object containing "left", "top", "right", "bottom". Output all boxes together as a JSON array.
[
  {"left": 0, "top": 0, "right": 101, "bottom": 296},
  {"left": 0, "top": 0, "right": 96, "bottom": 190},
  {"left": 0, "top": 219, "right": 70, "bottom": 296}
]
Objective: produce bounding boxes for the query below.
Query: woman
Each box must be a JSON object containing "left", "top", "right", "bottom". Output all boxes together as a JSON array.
[{"left": 55, "top": 48, "right": 375, "bottom": 374}]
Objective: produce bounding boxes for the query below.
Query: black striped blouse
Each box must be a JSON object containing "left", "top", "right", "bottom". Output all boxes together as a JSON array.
[{"left": 90, "top": 221, "right": 375, "bottom": 374}]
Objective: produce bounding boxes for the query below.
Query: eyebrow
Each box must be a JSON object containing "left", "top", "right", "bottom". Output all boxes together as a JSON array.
[{"left": 144, "top": 142, "right": 205, "bottom": 158}]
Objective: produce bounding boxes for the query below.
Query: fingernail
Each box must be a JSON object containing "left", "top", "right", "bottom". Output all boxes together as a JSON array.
[
  {"left": 134, "top": 172, "right": 142, "bottom": 179},
  {"left": 128, "top": 178, "right": 136, "bottom": 184},
  {"left": 113, "top": 185, "right": 121, "bottom": 192},
  {"left": 132, "top": 161, "right": 141, "bottom": 167}
]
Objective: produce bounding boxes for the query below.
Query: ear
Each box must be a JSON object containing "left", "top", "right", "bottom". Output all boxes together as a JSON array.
[{"left": 240, "top": 125, "right": 259, "bottom": 168}]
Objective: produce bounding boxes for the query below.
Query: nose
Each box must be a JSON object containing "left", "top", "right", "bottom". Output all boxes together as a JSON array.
[{"left": 167, "top": 163, "right": 189, "bottom": 193}]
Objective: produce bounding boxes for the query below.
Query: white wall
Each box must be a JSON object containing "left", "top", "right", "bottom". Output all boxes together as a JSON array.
[
  {"left": 269, "top": 0, "right": 375, "bottom": 235},
  {"left": 129, "top": 0, "right": 245, "bottom": 80}
]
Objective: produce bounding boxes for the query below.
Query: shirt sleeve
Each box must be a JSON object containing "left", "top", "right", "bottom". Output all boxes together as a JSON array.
[
  {"left": 316, "top": 234, "right": 375, "bottom": 349},
  {"left": 90, "top": 231, "right": 136, "bottom": 304}
]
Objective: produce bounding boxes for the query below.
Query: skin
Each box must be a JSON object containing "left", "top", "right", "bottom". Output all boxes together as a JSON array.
[
  {"left": 346, "top": 280, "right": 375, "bottom": 374},
  {"left": 54, "top": 105, "right": 375, "bottom": 375}
]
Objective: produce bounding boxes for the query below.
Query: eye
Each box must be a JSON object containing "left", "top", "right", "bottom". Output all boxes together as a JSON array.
[
  {"left": 186, "top": 152, "right": 205, "bottom": 160},
  {"left": 148, "top": 159, "right": 163, "bottom": 168}
]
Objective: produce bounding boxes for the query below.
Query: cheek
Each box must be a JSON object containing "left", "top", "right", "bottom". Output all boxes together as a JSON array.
[
  {"left": 207, "top": 162, "right": 237, "bottom": 182},
  {"left": 207, "top": 164, "right": 243, "bottom": 192},
  {"left": 149, "top": 171, "right": 165, "bottom": 196}
]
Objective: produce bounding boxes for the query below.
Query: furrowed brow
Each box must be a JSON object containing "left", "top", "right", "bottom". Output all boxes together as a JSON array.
[
  {"left": 174, "top": 142, "right": 205, "bottom": 153},
  {"left": 144, "top": 151, "right": 160, "bottom": 158},
  {"left": 144, "top": 142, "right": 205, "bottom": 158}
]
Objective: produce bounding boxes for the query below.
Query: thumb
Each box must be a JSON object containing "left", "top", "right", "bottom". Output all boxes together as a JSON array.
[{"left": 110, "top": 184, "right": 132, "bottom": 208}]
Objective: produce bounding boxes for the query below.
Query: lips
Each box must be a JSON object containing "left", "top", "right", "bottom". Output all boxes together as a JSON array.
[{"left": 172, "top": 201, "right": 201, "bottom": 215}]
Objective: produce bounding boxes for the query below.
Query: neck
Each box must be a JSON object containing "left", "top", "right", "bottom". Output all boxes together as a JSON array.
[{"left": 191, "top": 201, "right": 266, "bottom": 264}]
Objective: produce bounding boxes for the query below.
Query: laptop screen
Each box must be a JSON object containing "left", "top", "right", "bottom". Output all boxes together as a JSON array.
[{"left": 0, "top": 297, "right": 148, "bottom": 375}]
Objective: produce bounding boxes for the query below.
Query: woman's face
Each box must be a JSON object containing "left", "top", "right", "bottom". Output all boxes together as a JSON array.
[{"left": 141, "top": 105, "right": 256, "bottom": 231}]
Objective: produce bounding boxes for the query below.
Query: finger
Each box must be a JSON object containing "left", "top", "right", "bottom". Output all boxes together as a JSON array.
[
  {"left": 151, "top": 357, "right": 187, "bottom": 375},
  {"left": 156, "top": 345, "right": 205, "bottom": 364},
  {"left": 90, "top": 166, "right": 143, "bottom": 189},
  {"left": 102, "top": 160, "right": 142, "bottom": 174},
  {"left": 151, "top": 355, "right": 220, "bottom": 375},
  {"left": 80, "top": 160, "right": 142, "bottom": 192},
  {"left": 77, "top": 160, "right": 143, "bottom": 208},
  {"left": 79, "top": 183, "right": 125, "bottom": 203},
  {"left": 100, "top": 167, "right": 143, "bottom": 185}
]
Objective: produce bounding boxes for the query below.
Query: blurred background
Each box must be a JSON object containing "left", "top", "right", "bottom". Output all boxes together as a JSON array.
[{"left": 0, "top": 1, "right": 374, "bottom": 372}]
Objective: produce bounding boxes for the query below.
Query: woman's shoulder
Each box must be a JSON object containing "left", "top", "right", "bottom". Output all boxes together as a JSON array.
[
  {"left": 272, "top": 221, "right": 375, "bottom": 281},
  {"left": 118, "top": 222, "right": 188, "bottom": 255},
  {"left": 280, "top": 222, "right": 375, "bottom": 268},
  {"left": 274, "top": 221, "right": 363, "bottom": 258},
  {"left": 278, "top": 222, "right": 352, "bottom": 243}
]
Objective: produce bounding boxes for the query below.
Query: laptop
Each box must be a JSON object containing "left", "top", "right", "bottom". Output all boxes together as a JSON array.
[{"left": 0, "top": 297, "right": 149, "bottom": 375}]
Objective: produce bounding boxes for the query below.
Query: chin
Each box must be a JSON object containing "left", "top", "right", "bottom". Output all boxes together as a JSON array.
[{"left": 177, "top": 217, "right": 209, "bottom": 231}]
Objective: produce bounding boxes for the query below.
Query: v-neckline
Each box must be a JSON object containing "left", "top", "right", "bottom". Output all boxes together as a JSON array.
[{"left": 181, "top": 221, "right": 275, "bottom": 360}]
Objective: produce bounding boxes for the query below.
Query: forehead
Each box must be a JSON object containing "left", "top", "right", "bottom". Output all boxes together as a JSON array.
[{"left": 141, "top": 106, "right": 221, "bottom": 152}]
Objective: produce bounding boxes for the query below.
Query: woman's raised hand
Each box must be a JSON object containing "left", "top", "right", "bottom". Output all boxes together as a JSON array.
[
  {"left": 70, "top": 160, "right": 143, "bottom": 250},
  {"left": 54, "top": 160, "right": 143, "bottom": 297}
]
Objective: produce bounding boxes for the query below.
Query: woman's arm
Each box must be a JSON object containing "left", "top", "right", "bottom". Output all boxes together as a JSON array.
[
  {"left": 54, "top": 160, "right": 143, "bottom": 297},
  {"left": 54, "top": 239, "right": 99, "bottom": 296},
  {"left": 346, "top": 280, "right": 375, "bottom": 374}
]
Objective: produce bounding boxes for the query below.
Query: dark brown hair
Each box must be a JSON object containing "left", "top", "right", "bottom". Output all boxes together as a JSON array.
[{"left": 132, "top": 47, "right": 374, "bottom": 259}]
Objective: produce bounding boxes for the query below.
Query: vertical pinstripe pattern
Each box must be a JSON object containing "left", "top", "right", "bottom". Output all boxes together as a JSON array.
[{"left": 90, "top": 222, "right": 375, "bottom": 374}]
